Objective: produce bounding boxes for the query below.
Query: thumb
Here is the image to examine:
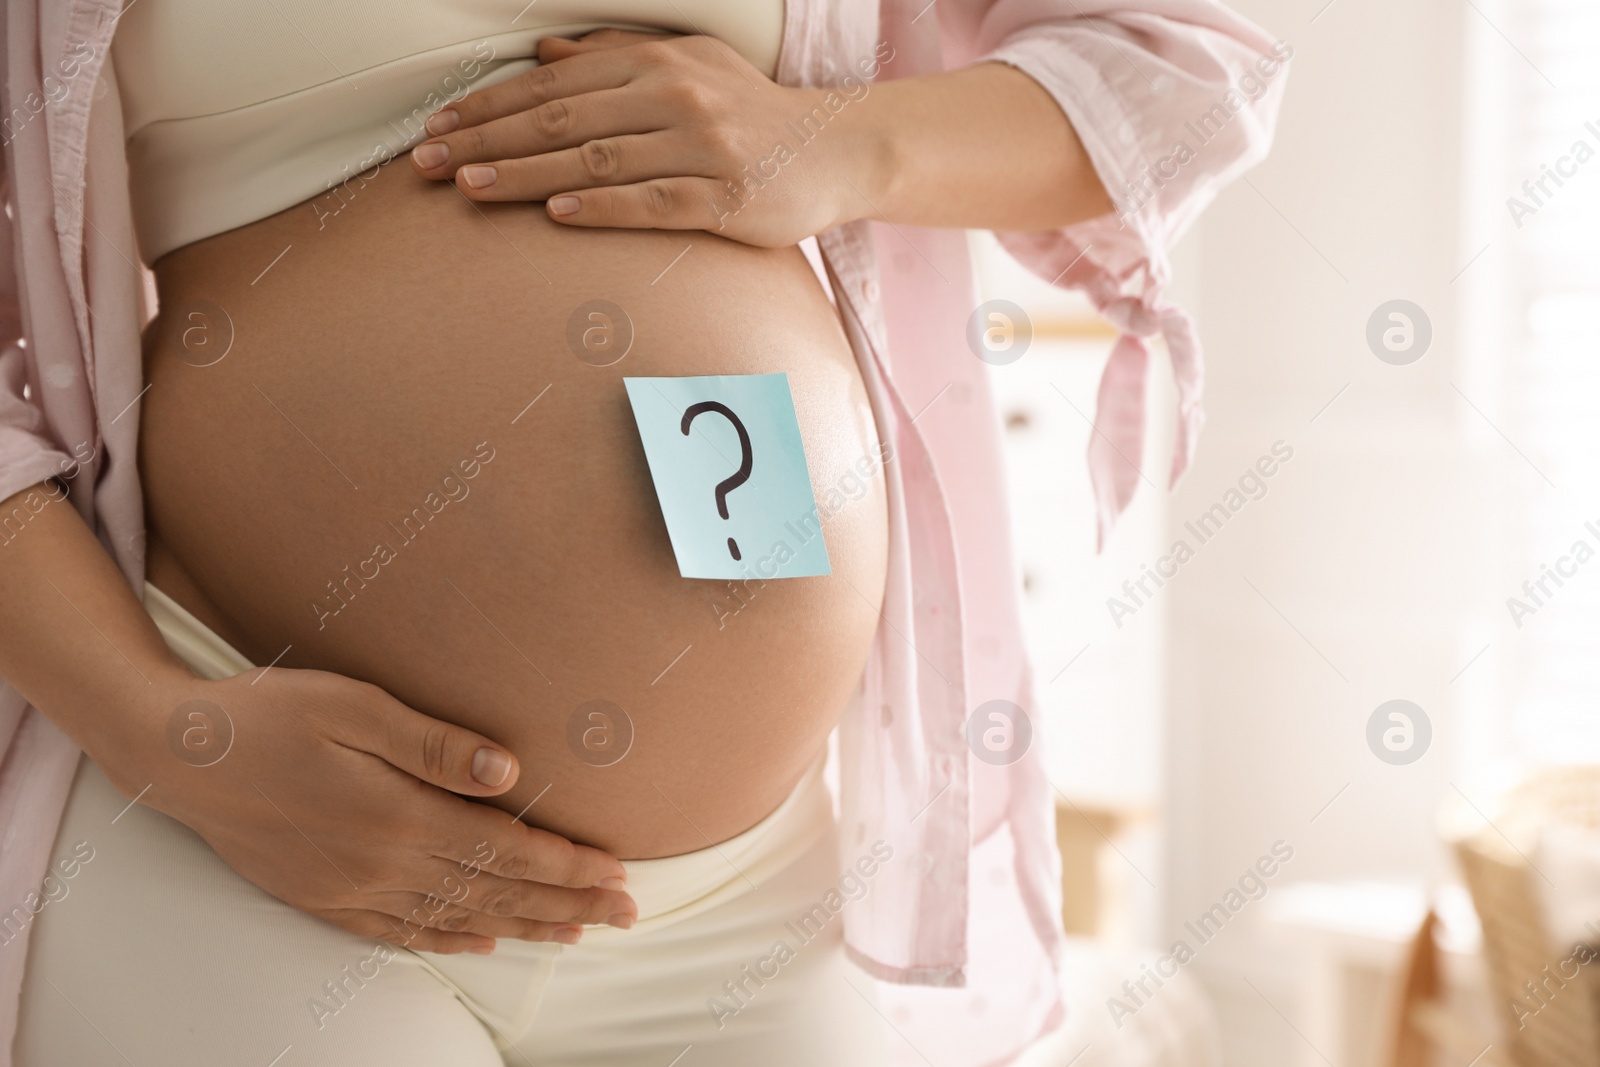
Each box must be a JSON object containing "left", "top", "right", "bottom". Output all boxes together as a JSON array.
[{"left": 343, "top": 691, "right": 521, "bottom": 797}]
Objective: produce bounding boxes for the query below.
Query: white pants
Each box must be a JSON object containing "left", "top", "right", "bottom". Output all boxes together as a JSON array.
[{"left": 16, "top": 587, "right": 887, "bottom": 1066}]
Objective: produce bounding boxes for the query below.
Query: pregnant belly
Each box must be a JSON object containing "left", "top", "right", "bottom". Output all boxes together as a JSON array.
[{"left": 138, "top": 162, "right": 889, "bottom": 858}]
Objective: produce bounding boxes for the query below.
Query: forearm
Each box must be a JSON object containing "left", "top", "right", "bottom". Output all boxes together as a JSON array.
[
  {"left": 841, "top": 62, "right": 1113, "bottom": 233},
  {"left": 0, "top": 481, "right": 190, "bottom": 789}
]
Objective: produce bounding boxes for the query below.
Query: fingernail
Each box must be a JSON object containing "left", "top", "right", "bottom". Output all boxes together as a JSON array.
[
  {"left": 597, "top": 876, "right": 626, "bottom": 891},
  {"left": 467, "top": 940, "right": 496, "bottom": 955},
  {"left": 461, "top": 165, "right": 497, "bottom": 190},
  {"left": 426, "top": 109, "right": 460, "bottom": 135},
  {"left": 554, "top": 925, "right": 583, "bottom": 945},
  {"left": 548, "top": 196, "right": 580, "bottom": 216},
  {"left": 471, "top": 747, "right": 512, "bottom": 786},
  {"left": 412, "top": 142, "right": 449, "bottom": 169},
  {"left": 606, "top": 913, "right": 635, "bottom": 930}
]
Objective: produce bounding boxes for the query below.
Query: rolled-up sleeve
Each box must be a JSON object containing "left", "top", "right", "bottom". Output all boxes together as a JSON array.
[
  {"left": 951, "top": 0, "right": 1288, "bottom": 287},
  {"left": 937, "top": 0, "right": 1288, "bottom": 544},
  {"left": 0, "top": 171, "right": 73, "bottom": 504}
]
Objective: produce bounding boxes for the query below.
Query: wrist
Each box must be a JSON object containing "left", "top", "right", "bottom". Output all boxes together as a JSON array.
[
  {"left": 821, "top": 84, "right": 899, "bottom": 230},
  {"left": 75, "top": 662, "right": 212, "bottom": 799}
]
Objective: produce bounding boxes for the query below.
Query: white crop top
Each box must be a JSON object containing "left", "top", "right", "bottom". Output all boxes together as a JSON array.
[{"left": 110, "top": 1, "right": 785, "bottom": 264}]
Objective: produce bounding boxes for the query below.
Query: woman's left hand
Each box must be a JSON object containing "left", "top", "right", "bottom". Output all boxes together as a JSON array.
[{"left": 408, "top": 29, "right": 877, "bottom": 248}]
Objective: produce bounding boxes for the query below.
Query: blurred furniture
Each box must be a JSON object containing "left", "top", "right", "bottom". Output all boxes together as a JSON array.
[
  {"left": 1439, "top": 767, "right": 1600, "bottom": 1067},
  {"left": 1055, "top": 798, "right": 1155, "bottom": 938},
  {"left": 1385, "top": 909, "right": 1443, "bottom": 1067},
  {"left": 1262, "top": 881, "right": 1491, "bottom": 1067},
  {"left": 1381, "top": 908, "right": 1512, "bottom": 1067}
]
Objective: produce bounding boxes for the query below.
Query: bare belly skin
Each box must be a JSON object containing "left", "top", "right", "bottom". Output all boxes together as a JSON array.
[{"left": 138, "top": 161, "right": 888, "bottom": 858}]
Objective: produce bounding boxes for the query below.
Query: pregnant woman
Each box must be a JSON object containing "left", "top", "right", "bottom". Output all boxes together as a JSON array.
[{"left": 0, "top": 1, "right": 1285, "bottom": 1065}]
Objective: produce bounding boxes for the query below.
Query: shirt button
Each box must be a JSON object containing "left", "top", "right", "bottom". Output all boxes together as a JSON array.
[{"left": 861, "top": 279, "right": 880, "bottom": 303}]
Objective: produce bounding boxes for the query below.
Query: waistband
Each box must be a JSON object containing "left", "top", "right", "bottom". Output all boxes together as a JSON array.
[
  {"left": 417, "top": 758, "right": 830, "bottom": 1040},
  {"left": 144, "top": 582, "right": 254, "bottom": 681},
  {"left": 602, "top": 756, "right": 830, "bottom": 935}
]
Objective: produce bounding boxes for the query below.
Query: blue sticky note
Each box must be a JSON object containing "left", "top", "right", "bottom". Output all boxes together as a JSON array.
[{"left": 624, "top": 374, "right": 831, "bottom": 580}]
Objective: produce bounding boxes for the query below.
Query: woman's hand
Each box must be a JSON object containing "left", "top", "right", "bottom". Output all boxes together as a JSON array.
[
  {"left": 409, "top": 30, "right": 879, "bottom": 248},
  {"left": 129, "top": 667, "right": 637, "bottom": 955},
  {"left": 410, "top": 27, "right": 1115, "bottom": 242}
]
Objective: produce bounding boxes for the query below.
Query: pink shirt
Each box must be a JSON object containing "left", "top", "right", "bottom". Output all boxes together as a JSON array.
[{"left": 0, "top": 1, "right": 1284, "bottom": 1062}]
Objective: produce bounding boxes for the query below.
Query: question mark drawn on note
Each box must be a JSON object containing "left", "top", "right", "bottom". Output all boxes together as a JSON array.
[{"left": 680, "top": 401, "right": 753, "bottom": 560}]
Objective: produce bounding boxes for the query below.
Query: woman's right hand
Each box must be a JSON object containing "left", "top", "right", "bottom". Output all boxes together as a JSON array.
[
  {"left": 117, "top": 665, "right": 637, "bottom": 955},
  {"left": 0, "top": 489, "right": 631, "bottom": 954}
]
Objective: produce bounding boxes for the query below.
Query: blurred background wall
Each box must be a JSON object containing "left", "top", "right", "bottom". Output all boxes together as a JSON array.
[{"left": 975, "top": 0, "right": 1600, "bottom": 1063}]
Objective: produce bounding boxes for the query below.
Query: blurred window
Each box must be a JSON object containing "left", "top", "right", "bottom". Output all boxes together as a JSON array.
[{"left": 1492, "top": 0, "right": 1600, "bottom": 759}]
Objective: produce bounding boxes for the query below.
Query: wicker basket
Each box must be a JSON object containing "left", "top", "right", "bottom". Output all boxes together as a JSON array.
[{"left": 1439, "top": 768, "right": 1600, "bottom": 1067}]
